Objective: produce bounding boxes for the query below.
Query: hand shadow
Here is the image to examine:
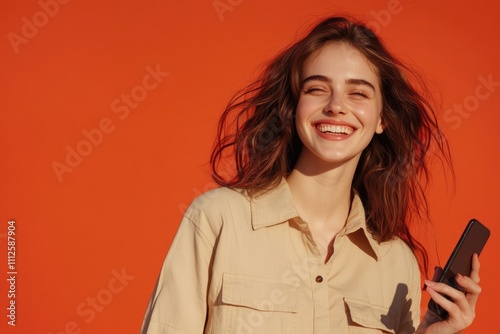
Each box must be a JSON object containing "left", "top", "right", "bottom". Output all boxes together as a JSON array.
[{"left": 380, "top": 283, "right": 415, "bottom": 333}]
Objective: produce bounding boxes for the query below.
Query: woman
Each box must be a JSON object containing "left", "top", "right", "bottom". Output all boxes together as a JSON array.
[{"left": 141, "top": 16, "right": 481, "bottom": 333}]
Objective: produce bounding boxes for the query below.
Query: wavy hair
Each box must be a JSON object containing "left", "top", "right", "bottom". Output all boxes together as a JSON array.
[{"left": 210, "top": 16, "right": 451, "bottom": 274}]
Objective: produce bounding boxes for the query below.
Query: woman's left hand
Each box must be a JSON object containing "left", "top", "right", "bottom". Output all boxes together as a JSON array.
[{"left": 418, "top": 253, "right": 482, "bottom": 334}]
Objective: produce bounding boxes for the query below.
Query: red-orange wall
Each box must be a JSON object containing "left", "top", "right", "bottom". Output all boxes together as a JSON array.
[{"left": 1, "top": 0, "right": 498, "bottom": 333}]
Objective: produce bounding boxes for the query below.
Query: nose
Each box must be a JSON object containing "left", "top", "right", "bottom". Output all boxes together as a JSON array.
[{"left": 323, "top": 93, "right": 345, "bottom": 114}]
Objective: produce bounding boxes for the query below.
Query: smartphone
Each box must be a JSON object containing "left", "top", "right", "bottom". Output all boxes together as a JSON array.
[{"left": 428, "top": 219, "right": 490, "bottom": 319}]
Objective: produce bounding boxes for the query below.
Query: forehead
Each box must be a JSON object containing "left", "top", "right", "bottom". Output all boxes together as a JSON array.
[{"left": 301, "top": 42, "right": 381, "bottom": 84}]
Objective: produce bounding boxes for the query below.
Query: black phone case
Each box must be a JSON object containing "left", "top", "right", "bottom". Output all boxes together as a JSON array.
[{"left": 428, "top": 219, "right": 490, "bottom": 319}]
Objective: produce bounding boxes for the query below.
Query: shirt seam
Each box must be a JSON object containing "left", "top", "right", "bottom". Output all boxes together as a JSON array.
[{"left": 183, "top": 213, "right": 216, "bottom": 248}]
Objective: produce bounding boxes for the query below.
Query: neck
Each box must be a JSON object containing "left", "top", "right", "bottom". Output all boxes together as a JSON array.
[{"left": 286, "top": 150, "right": 360, "bottom": 229}]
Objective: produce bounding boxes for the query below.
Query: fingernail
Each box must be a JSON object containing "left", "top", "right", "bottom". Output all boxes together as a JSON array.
[
  {"left": 456, "top": 273, "right": 464, "bottom": 280},
  {"left": 424, "top": 279, "right": 435, "bottom": 287}
]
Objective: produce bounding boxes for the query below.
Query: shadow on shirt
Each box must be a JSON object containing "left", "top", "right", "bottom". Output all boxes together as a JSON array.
[{"left": 381, "top": 283, "right": 415, "bottom": 332}]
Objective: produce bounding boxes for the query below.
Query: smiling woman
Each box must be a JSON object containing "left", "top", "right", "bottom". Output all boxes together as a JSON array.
[
  {"left": 295, "top": 42, "right": 384, "bottom": 176},
  {"left": 141, "top": 16, "right": 483, "bottom": 334}
]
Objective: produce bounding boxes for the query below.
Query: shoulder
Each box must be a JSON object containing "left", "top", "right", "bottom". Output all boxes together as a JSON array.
[
  {"left": 379, "top": 237, "right": 418, "bottom": 262},
  {"left": 186, "top": 186, "right": 249, "bottom": 216},
  {"left": 182, "top": 186, "right": 250, "bottom": 235},
  {"left": 378, "top": 237, "right": 420, "bottom": 278}
]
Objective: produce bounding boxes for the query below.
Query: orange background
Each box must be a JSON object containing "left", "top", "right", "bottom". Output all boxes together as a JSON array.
[{"left": 1, "top": 0, "right": 499, "bottom": 333}]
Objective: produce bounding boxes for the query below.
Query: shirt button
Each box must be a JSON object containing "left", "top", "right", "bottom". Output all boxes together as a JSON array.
[{"left": 315, "top": 275, "right": 323, "bottom": 283}]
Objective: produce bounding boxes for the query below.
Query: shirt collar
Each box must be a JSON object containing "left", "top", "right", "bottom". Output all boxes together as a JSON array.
[
  {"left": 250, "top": 178, "right": 300, "bottom": 230},
  {"left": 249, "top": 178, "right": 381, "bottom": 260}
]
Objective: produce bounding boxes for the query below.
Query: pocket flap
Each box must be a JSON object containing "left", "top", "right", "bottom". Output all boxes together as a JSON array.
[
  {"left": 344, "top": 297, "right": 396, "bottom": 333},
  {"left": 221, "top": 273, "right": 298, "bottom": 313}
]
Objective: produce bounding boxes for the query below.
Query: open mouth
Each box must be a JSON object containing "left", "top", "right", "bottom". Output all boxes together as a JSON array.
[{"left": 315, "top": 124, "right": 354, "bottom": 135}]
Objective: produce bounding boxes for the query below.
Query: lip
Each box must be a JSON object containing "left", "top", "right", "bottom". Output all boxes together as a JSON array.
[{"left": 312, "top": 119, "right": 357, "bottom": 140}]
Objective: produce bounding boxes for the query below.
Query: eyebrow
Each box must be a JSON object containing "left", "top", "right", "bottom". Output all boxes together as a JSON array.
[{"left": 301, "top": 75, "right": 376, "bottom": 92}]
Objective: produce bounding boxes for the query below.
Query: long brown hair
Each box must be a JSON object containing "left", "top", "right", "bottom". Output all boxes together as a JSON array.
[{"left": 210, "top": 16, "right": 451, "bottom": 274}]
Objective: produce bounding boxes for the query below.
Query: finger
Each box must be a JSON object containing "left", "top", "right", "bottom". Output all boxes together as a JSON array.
[
  {"left": 456, "top": 273, "right": 482, "bottom": 295},
  {"left": 456, "top": 273, "right": 482, "bottom": 309},
  {"left": 469, "top": 253, "right": 481, "bottom": 284},
  {"left": 425, "top": 285, "right": 459, "bottom": 316},
  {"left": 424, "top": 280, "right": 464, "bottom": 301},
  {"left": 425, "top": 279, "right": 476, "bottom": 319},
  {"left": 424, "top": 267, "right": 444, "bottom": 291},
  {"left": 426, "top": 285, "right": 474, "bottom": 327}
]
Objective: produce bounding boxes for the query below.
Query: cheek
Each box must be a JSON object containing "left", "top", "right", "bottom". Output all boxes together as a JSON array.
[
  {"left": 294, "top": 112, "right": 306, "bottom": 139},
  {"left": 354, "top": 105, "right": 382, "bottom": 127},
  {"left": 294, "top": 100, "right": 308, "bottom": 127},
  {"left": 295, "top": 96, "right": 320, "bottom": 121},
  {"left": 294, "top": 103, "right": 310, "bottom": 142}
]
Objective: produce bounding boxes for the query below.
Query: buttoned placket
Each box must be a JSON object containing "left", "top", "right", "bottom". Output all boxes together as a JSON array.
[{"left": 294, "top": 216, "right": 336, "bottom": 333}]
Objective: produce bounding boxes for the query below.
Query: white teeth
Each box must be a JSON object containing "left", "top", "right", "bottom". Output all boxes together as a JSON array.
[{"left": 316, "top": 124, "right": 354, "bottom": 135}]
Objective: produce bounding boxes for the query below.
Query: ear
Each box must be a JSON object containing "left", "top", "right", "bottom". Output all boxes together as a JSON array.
[{"left": 375, "top": 116, "right": 384, "bottom": 134}]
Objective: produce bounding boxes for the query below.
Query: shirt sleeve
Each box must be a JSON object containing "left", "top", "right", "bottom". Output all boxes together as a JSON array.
[{"left": 141, "top": 204, "right": 217, "bottom": 334}]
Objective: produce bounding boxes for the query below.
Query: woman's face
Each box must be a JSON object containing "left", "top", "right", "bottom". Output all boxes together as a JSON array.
[{"left": 295, "top": 42, "right": 384, "bottom": 169}]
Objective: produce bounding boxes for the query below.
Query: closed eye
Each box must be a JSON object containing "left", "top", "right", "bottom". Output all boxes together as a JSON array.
[
  {"left": 303, "top": 87, "right": 328, "bottom": 94},
  {"left": 350, "top": 91, "right": 369, "bottom": 98}
]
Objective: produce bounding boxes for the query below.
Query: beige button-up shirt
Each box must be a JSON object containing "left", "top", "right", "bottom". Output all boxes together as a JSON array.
[{"left": 142, "top": 179, "right": 422, "bottom": 333}]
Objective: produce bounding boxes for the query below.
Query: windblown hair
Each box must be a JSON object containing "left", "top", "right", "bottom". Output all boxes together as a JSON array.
[{"left": 210, "top": 16, "right": 451, "bottom": 274}]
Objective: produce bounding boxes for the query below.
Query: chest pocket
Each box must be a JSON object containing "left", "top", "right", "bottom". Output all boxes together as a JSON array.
[
  {"left": 211, "top": 273, "right": 298, "bottom": 334},
  {"left": 344, "top": 297, "right": 397, "bottom": 334}
]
